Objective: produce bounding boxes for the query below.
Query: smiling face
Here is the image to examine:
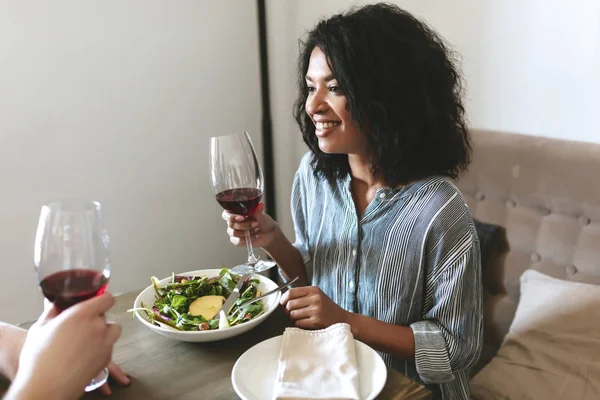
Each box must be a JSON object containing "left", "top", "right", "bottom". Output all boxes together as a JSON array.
[{"left": 305, "top": 47, "right": 367, "bottom": 155}]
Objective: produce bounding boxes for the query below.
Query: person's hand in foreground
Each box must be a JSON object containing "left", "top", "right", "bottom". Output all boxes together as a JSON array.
[{"left": 5, "top": 293, "right": 121, "bottom": 400}]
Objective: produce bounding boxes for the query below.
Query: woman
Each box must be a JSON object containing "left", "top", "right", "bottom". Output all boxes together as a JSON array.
[
  {"left": 1, "top": 293, "right": 129, "bottom": 399},
  {"left": 223, "top": 3, "right": 482, "bottom": 398}
]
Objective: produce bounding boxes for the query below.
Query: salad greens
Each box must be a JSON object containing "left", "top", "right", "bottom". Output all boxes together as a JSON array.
[{"left": 131, "top": 268, "right": 265, "bottom": 331}]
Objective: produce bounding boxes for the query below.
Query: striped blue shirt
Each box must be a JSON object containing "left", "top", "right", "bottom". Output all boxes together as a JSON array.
[{"left": 290, "top": 153, "right": 483, "bottom": 399}]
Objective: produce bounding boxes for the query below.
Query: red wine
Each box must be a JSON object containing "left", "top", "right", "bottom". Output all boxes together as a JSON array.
[
  {"left": 216, "top": 187, "right": 263, "bottom": 217},
  {"left": 40, "top": 269, "right": 109, "bottom": 311}
]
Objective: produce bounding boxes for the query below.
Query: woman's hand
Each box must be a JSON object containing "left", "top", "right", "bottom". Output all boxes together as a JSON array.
[
  {"left": 281, "top": 286, "right": 351, "bottom": 330},
  {"left": 222, "top": 203, "right": 279, "bottom": 249}
]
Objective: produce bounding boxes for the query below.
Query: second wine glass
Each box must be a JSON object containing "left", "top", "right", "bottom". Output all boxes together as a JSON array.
[{"left": 210, "top": 132, "right": 276, "bottom": 274}]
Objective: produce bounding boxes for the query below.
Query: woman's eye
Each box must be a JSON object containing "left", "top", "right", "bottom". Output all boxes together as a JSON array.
[
  {"left": 328, "top": 86, "right": 341, "bottom": 94},
  {"left": 306, "top": 86, "right": 316, "bottom": 93}
]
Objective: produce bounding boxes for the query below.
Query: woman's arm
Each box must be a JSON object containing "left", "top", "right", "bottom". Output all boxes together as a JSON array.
[
  {"left": 281, "top": 233, "right": 482, "bottom": 384},
  {"left": 346, "top": 314, "right": 415, "bottom": 360},
  {"left": 244, "top": 158, "right": 313, "bottom": 286},
  {"left": 281, "top": 285, "right": 415, "bottom": 359},
  {"left": 263, "top": 226, "right": 309, "bottom": 286},
  {"left": 408, "top": 242, "right": 482, "bottom": 383},
  {"left": 268, "top": 161, "right": 314, "bottom": 287},
  {"left": 346, "top": 239, "right": 482, "bottom": 379}
]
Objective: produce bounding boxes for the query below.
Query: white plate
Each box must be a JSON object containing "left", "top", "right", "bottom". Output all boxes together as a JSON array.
[
  {"left": 133, "top": 269, "right": 281, "bottom": 342},
  {"left": 231, "top": 335, "right": 387, "bottom": 400}
]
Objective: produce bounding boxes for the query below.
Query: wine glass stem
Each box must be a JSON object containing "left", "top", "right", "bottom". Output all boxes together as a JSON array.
[{"left": 245, "top": 230, "right": 259, "bottom": 263}]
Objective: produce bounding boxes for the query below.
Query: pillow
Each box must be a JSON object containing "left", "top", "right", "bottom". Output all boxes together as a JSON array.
[{"left": 470, "top": 269, "right": 600, "bottom": 400}]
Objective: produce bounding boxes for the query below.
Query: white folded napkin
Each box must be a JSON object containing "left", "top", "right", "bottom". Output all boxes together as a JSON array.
[{"left": 272, "top": 323, "right": 360, "bottom": 400}]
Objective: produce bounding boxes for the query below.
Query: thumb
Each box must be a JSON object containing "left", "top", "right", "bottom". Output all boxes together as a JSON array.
[
  {"left": 252, "top": 203, "right": 265, "bottom": 220},
  {"left": 43, "top": 298, "right": 53, "bottom": 311},
  {"left": 38, "top": 301, "right": 61, "bottom": 323}
]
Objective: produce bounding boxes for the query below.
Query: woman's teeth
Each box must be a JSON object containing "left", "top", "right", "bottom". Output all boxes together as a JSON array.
[{"left": 316, "top": 121, "right": 340, "bottom": 130}]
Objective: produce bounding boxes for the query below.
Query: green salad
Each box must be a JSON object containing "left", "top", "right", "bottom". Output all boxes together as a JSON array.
[{"left": 132, "top": 268, "right": 264, "bottom": 331}]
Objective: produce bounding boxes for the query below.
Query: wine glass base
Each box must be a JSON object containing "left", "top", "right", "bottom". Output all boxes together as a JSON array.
[
  {"left": 232, "top": 259, "right": 277, "bottom": 274},
  {"left": 84, "top": 367, "right": 109, "bottom": 392}
]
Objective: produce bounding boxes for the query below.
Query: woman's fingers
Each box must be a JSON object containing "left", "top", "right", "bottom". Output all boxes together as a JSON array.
[
  {"left": 280, "top": 287, "right": 312, "bottom": 306},
  {"left": 228, "top": 232, "right": 262, "bottom": 247},
  {"left": 222, "top": 210, "right": 260, "bottom": 231},
  {"left": 222, "top": 204, "right": 274, "bottom": 248},
  {"left": 282, "top": 291, "right": 313, "bottom": 320},
  {"left": 293, "top": 316, "right": 317, "bottom": 329},
  {"left": 229, "top": 219, "right": 259, "bottom": 231},
  {"left": 221, "top": 210, "right": 249, "bottom": 224},
  {"left": 288, "top": 305, "right": 315, "bottom": 321},
  {"left": 227, "top": 226, "right": 260, "bottom": 239},
  {"left": 251, "top": 203, "right": 265, "bottom": 220}
]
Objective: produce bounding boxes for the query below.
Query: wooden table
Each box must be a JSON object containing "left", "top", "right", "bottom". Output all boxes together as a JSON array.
[{"left": 3, "top": 292, "right": 432, "bottom": 400}]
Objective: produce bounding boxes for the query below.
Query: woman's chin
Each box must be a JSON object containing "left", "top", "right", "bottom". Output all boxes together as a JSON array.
[
  {"left": 317, "top": 140, "right": 340, "bottom": 154},
  {"left": 318, "top": 147, "right": 339, "bottom": 154}
]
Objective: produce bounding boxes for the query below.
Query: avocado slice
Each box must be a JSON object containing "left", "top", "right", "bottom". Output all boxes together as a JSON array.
[{"left": 189, "top": 295, "right": 226, "bottom": 320}]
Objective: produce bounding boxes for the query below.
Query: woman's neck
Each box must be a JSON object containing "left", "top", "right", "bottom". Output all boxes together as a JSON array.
[
  {"left": 348, "top": 153, "right": 383, "bottom": 189},
  {"left": 347, "top": 153, "right": 384, "bottom": 215}
]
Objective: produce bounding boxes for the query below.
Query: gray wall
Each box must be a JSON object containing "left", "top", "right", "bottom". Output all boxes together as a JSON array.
[{"left": 0, "top": 1, "right": 262, "bottom": 323}]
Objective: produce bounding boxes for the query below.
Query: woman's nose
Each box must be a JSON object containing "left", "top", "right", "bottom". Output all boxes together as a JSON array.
[{"left": 305, "top": 89, "right": 328, "bottom": 115}]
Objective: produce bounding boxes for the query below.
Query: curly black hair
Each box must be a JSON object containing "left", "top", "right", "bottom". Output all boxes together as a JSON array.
[{"left": 293, "top": 2, "right": 471, "bottom": 187}]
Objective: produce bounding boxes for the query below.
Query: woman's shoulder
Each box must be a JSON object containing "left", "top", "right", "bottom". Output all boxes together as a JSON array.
[
  {"left": 408, "top": 176, "right": 476, "bottom": 233},
  {"left": 294, "top": 152, "right": 322, "bottom": 184},
  {"left": 297, "top": 151, "right": 313, "bottom": 173},
  {"left": 406, "top": 175, "right": 466, "bottom": 204}
]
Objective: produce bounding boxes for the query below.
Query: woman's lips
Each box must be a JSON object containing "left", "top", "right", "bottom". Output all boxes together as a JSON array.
[{"left": 315, "top": 121, "right": 341, "bottom": 137}]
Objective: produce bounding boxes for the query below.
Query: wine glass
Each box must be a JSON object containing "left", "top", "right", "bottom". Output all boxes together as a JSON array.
[
  {"left": 210, "top": 132, "right": 276, "bottom": 274},
  {"left": 34, "top": 199, "right": 111, "bottom": 392}
]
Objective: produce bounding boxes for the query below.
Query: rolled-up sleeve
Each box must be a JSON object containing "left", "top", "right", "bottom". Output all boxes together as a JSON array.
[{"left": 410, "top": 233, "right": 483, "bottom": 384}]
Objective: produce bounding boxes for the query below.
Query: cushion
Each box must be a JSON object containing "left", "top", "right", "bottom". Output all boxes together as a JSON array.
[{"left": 470, "top": 269, "right": 600, "bottom": 400}]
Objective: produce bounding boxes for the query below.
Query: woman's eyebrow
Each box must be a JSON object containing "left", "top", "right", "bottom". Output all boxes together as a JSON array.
[{"left": 305, "top": 74, "right": 336, "bottom": 82}]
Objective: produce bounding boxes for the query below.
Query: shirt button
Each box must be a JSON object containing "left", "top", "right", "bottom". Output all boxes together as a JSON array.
[
  {"left": 348, "top": 280, "right": 355, "bottom": 290},
  {"left": 379, "top": 192, "right": 386, "bottom": 199},
  {"left": 351, "top": 249, "right": 357, "bottom": 257}
]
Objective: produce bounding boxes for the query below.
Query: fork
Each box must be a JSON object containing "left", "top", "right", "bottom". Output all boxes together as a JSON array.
[{"left": 228, "top": 276, "right": 299, "bottom": 317}]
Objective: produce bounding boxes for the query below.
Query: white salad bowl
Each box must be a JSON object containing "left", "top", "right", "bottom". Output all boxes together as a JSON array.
[{"left": 132, "top": 269, "right": 282, "bottom": 342}]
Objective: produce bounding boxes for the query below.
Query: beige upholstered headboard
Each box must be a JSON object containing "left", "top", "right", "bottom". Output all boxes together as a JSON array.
[{"left": 456, "top": 130, "right": 600, "bottom": 356}]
